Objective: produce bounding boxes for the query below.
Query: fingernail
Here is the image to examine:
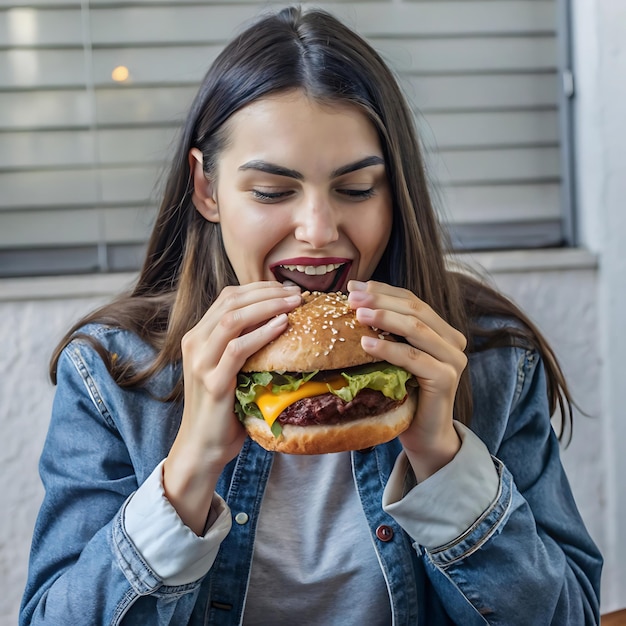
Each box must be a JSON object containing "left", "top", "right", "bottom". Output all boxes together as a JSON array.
[
  {"left": 348, "top": 290, "right": 368, "bottom": 303},
  {"left": 282, "top": 281, "right": 299, "bottom": 289},
  {"left": 269, "top": 313, "right": 288, "bottom": 327},
  {"left": 361, "top": 336, "right": 378, "bottom": 349},
  {"left": 284, "top": 294, "right": 302, "bottom": 304},
  {"left": 356, "top": 307, "right": 375, "bottom": 322},
  {"left": 348, "top": 280, "right": 368, "bottom": 292}
]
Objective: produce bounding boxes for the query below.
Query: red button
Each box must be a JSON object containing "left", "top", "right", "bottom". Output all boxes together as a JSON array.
[{"left": 376, "top": 525, "right": 394, "bottom": 542}]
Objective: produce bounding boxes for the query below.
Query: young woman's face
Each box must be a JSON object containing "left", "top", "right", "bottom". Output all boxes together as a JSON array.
[{"left": 195, "top": 90, "right": 392, "bottom": 292}]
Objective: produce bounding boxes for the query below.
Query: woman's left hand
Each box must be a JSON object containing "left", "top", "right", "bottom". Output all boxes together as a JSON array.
[{"left": 347, "top": 280, "right": 468, "bottom": 481}]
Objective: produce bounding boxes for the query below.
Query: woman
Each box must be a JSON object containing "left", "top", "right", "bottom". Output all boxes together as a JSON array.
[{"left": 20, "top": 6, "right": 601, "bottom": 625}]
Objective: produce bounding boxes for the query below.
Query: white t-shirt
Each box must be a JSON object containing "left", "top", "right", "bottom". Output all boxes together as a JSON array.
[
  {"left": 124, "top": 422, "right": 499, "bottom": 621},
  {"left": 243, "top": 452, "right": 392, "bottom": 625}
]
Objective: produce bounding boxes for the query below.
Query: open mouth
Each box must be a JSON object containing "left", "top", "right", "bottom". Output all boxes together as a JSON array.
[{"left": 271, "top": 259, "right": 352, "bottom": 292}]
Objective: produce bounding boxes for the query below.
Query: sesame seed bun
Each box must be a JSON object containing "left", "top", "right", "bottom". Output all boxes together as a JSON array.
[{"left": 242, "top": 291, "right": 385, "bottom": 373}]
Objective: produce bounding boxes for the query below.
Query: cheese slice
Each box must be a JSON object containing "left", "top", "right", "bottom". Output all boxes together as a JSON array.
[{"left": 255, "top": 377, "right": 347, "bottom": 427}]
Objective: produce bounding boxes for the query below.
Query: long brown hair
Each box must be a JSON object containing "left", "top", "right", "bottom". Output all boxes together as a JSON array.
[{"left": 50, "top": 6, "right": 573, "bottom": 438}]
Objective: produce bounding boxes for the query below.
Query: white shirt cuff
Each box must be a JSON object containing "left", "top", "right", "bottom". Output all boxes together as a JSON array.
[
  {"left": 124, "top": 460, "right": 232, "bottom": 586},
  {"left": 382, "top": 422, "right": 499, "bottom": 549}
]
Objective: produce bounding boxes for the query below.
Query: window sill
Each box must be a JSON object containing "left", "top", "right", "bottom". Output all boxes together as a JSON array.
[
  {"left": 0, "top": 248, "right": 598, "bottom": 302},
  {"left": 0, "top": 272, "right": 138, "bottom": 302},
  {"left": 453, "top": 247, "right": 598, "bottom": 274}
]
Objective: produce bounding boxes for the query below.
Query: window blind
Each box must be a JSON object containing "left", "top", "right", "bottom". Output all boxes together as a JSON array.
[{"left": 0, "top": 0, "right": 568, "bottom": 277}]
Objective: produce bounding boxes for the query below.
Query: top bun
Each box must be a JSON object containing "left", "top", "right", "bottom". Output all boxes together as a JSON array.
[{"left": 242, "top": 291, "right": 386, "bottom": 372}]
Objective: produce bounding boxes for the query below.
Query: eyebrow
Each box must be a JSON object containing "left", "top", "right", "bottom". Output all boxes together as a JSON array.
[
  {"left": 238, "top": 155, "right": 385, "bottom": 180},
  {"left": 331, "top": 156, "right": 385, "bottom": 178}
]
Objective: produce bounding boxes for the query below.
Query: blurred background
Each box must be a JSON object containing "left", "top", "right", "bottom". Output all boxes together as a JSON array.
[{"left": 0, "top": 0, "right": 624, "bottom": 623}]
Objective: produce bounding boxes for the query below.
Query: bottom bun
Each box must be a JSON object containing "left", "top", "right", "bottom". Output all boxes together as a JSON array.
[{"left": 244, "top": 391, "right": 417, "bottom": 454}]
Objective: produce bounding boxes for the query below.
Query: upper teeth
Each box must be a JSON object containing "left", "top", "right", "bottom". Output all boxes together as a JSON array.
[{"left": 281, "top": 263, "right": 343, "bottom": 276}]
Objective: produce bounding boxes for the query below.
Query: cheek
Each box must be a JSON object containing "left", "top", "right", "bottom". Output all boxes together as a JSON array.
[
  {"left": 218, "top": 204, "right": 288, "bottom": 275},
  {"left": 349, "top": 217, "right": 391, "bottom": 269},
  {"left": 218, "top": 193, "right": 275, "bottom": 242},
  {"left": 358, "top": 206, "right": 392, "bottom": 251}
]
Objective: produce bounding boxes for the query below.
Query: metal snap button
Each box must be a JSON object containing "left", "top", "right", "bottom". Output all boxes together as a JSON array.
[
  {"left": 375, "top": 524, "right": 394, "bottom": 542},
  {"left": 234, "top": 512, "right": 249, "bottom": 525}
]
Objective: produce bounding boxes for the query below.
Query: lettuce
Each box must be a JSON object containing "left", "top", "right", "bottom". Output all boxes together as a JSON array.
[
  {"left": 234, "top": 370, "right": 318, "bottom": 423},
  {"left": 234, "top": 371, "right": 273, "bottom": 422},
  {"left": 234, "top": 364, "right": 414, "bottom": 424},
  {"left": 331, "top": 364, "right": 413, "bottom": 403}
]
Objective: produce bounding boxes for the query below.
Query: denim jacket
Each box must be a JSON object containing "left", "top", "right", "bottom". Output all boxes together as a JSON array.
[{"left": 20, "top": 319, "right": 602, "bottom": 625}]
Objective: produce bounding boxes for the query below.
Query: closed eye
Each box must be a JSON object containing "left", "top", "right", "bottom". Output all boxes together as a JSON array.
[
  {"left": 337, "top": 188, "right": 375, "bottom": 200},
  {"left": 251, "top": 189, "right": 293, "bottom": 202}
]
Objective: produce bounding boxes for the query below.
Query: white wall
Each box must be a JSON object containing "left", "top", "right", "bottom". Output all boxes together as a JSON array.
[
  {"left": 0, "top": 276, "right": 129, "bottom": 626},
  {"left": 572, "top": 0, "right": 626, "bottom": 611},
  {"left": 0, "top": 257, "right": 618, "bottom": 624}
]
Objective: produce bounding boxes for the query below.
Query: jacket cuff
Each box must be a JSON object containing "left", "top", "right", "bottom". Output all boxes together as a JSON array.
[
  {"left": 382, "top": 422, "right": 499, "bottom": 549},
  {"left": 123, "top": 460, "right": 232, "bottom": 586}
]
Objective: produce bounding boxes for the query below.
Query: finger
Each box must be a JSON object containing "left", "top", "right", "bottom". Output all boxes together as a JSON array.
[
  {"left": 186, "top": 291, "right": 301, "bottom": 371},
  {"left": 216, "top": 291, "right": 301, "bottom": 338},
  {"left": 356, "top": 304, "right": 468, "bottom": 377},
  {"left": 360, "top": 334, "right": 467, "bottom": 393},
  {"left": 348, "top": 281, "right": 466, "bottom": 351},
  {"left": 349, "top": 281, "right": 465, "bottom": 349},
  {"left": 355, "top": 305, "right": 462, "bottom": 365},
  {"left": 210, "top": 313, "right": 290, "bottom": 392},
  {"left": 192, "top": 282, "right": 301, "bottom": 341},
  {"left": 211, "top": 282, "right": 300, "bottom": 323}
]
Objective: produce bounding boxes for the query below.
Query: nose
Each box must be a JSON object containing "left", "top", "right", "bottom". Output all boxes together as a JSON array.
[{"left": 293, "top": 195, "right": 339, "bottom": 248}]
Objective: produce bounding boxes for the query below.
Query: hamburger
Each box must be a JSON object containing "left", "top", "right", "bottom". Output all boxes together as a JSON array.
[{"left": 234, "top": 291, "right": 417, "bottom": 454}]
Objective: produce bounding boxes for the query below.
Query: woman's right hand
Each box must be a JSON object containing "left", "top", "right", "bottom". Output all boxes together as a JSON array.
[{"left": 163, "top": 281, "right": 301, "bottom": 534}]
